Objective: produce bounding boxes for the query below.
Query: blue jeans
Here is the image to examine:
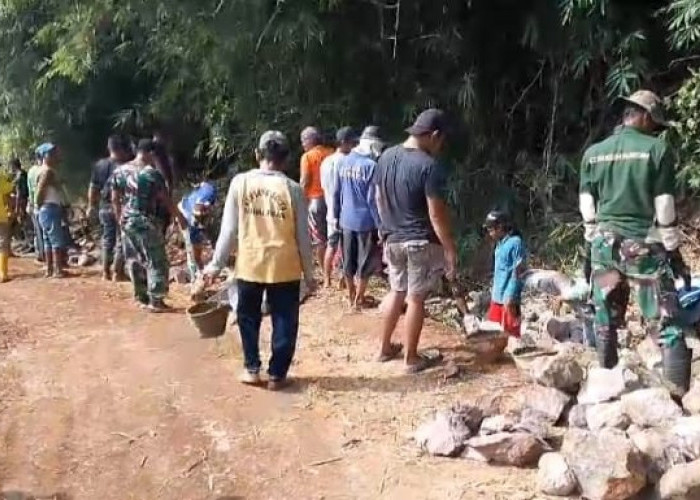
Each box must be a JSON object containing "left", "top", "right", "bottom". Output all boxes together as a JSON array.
[
  {"left": 98, "top": 208, "right": 124, "bottom": 272},
  {"left": 237, "top": 280, "right": 301, "bottom": 379},
  {"left": 38, "top": 203, "right": 66, "bottom": 251},
  {"left": 31, "top": 211, "right": 45, "bottom": 260}
]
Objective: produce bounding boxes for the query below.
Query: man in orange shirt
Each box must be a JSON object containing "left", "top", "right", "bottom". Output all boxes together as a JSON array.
[{"left": 300, "top": 126, "right": 333, "bottom": 265}]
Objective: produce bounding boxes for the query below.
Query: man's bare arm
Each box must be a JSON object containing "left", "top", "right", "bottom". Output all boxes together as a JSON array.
[{"left": 428, "top": 196, "right": 457, "bottom": 278}]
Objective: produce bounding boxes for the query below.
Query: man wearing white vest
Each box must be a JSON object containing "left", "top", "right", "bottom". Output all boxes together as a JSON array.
[{"left": 204, "top": 131, "right": 315, "bottom": 390}]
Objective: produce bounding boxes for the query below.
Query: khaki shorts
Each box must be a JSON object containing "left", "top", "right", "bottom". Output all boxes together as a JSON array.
[
  {"left": 384, "top": 240, "right": 444, "bottom": 296},
  {"left": 0, "top": 223, "right": 10, "bottom": 253}
]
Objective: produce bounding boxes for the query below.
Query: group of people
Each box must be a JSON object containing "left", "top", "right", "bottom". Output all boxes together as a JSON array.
[{"left": 0, "top": 89, "right": 694, "bottom": 394}]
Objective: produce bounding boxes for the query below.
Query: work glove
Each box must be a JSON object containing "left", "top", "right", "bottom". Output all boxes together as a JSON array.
[{"left": 668, "top": 248, "right": 691, "bottom": 290}]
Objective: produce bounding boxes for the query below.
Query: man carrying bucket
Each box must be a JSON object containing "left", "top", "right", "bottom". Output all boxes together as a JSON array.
[{"left": 204, "top": 130, "right": 315, "bottom": 391}]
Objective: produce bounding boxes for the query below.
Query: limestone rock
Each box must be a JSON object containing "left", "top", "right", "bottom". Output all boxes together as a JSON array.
[
  {"left": 636, "top": 336, "right": 663, "bottom": 371},
  {"left": 529, "top": 349, "right": 584, "bottom": 393},
  {"left": 621, "top": 388, "right": 682, "bottom": 428},
  {"left": 517, "top": 385, "right": 571, "bottom": 424},
  {"left": 658, "top": 460, "right": 700, "bottom": 500},
  {"left": 682, "top": 383, "right": 700, "bottom": 416},
  {"left": 479, "top": 414, "right": 518, "bottom": 435},
  {"left": 464, "top": 432, "right": 545, "bottom": 467},
  {"left": 671, "top": 416, "right": 700, "bottom": 460},
  {"left": 629, "top": 427, "right": 686, "bottom": 483},
  {"left": 561, "top": 428, "right": 646, "bottom": 500},
  {"left": 414, "top": 405, "right": 483, "bottom": 457},
  {"left": 586, "top": 401, "right": 631, "bottom": 431},
  {"left": 537, "top": 452, "right": 578, "bottom": 497},
  {"left": 577, "top": 367, "right": 627, "bottom": 405},
  {"left": 567, "top": 404, "right": 589, "bottom": 429}
]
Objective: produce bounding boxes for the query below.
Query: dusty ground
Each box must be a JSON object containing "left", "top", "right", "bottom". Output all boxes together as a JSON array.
[{"left": 0, "top": 258, "right": 536, "bottom": 500}]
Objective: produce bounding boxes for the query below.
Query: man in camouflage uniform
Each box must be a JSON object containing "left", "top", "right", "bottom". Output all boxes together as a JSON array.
[
  {"left": 580, "top": 90, "right": 692, "bottom": 392},
  {"left": 111, "top": 139, "right": 186, "bottom": 312}
]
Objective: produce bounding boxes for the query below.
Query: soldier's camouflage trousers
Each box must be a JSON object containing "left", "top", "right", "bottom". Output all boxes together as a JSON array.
[
  {"left": 122, "top": 221, "right": 169, "bottom": 303},
  {"left": 591, "top": 234, "right": 691, "bottom": 391}
]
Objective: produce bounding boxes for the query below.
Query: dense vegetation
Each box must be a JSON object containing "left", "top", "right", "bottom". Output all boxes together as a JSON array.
[{"left": 0, "top": 0, "right": 699, "bottom": 268}]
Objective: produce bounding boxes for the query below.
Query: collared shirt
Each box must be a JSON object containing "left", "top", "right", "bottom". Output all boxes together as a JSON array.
[
  {"left": 580, "top": 126, "right": 674, "bottom": 240},
  {"left": 491, "top": 233, "right": 526, "bottom": 304}
]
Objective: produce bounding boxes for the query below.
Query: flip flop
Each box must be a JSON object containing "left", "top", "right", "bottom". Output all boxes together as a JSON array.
[
  {"left": 405, "top": 350, "right": 443, "bottom": 375},
  {"left": 377, "top": 343, "right": 403, "bottom": 362}
]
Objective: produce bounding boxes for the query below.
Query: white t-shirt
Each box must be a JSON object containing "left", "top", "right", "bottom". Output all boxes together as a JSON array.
[{"left": 319, "top": 150, "right": 346, "bottom": 229}]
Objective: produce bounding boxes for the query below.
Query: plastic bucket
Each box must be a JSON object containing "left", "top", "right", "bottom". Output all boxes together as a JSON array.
[{"left": 186, "top": 302, "right": 230, "bottom": 338}]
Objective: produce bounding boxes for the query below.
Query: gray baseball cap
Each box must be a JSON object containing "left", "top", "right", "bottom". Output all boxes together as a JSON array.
[{"left": 258, "top": 130, "right": 289, "bottom": 152}]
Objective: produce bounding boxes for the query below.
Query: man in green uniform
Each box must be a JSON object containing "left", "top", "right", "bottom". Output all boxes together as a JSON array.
[
  {"left": 580, "top": 89, "right": 692, "bottom": 392},
  {"left": 111, "top": 139, "right": 186, "bottom": 312}
]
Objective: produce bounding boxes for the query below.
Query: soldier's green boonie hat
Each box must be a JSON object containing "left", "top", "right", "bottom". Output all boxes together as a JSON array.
[{"left": 619, "top": 90, "right": 670, "bottom": 128}]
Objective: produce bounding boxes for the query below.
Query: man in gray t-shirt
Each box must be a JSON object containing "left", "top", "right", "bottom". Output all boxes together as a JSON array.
[{"left": 373, "top": 109, "right": 457, "bottom": 374}]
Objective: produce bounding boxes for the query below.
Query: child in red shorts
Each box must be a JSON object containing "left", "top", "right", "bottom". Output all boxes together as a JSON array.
[{"left": 483, "top": 210, "right": 526, "bottom": 337}]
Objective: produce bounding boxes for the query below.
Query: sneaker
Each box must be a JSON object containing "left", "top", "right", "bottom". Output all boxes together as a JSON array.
[
  {"left": 238, "top": 371, "right": 262, "bottom": 385},
  {"left": 147, "top": 299, "right": 171, "bottom": 313},
  {"left": 267, "top": 377, "right": 291, "bottom": 391}
]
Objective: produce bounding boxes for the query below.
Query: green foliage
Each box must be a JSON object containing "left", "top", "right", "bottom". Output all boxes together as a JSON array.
[
  {"left": 672, "top": 70, "right": 700, "bottom": 189},
  {"left": 0, "top": 0, "right": 698, "bottom": 269}
]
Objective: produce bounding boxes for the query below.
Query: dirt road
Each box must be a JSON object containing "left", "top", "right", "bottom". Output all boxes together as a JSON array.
[{"left": 0, "top": 259, "right": 535, "bottom": 500}]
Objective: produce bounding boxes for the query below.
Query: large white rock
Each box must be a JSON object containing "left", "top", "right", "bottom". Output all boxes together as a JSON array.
[
  {"left": 658, "top": 459, "right": 700, "bottom": 500},
  {"left": 577, "top": 367, "right": 628, "bottom": 405},
  {"left": 464, "top": 432, "right": 545, "bottom": 467},
  {"left": 516, "top": 385, "right": 571, "bottom": 424},
  {"left": 621, "top": 388, "right": 683, "bottom": 428},
  {"left": 561, "top": 428, "right": 646, "bottom": 500},
  {"left": 682, "top": 383, "right": 700, "bottom": 416},
  {"left": 629, "top": 427, "right": 686, "bottom": 483},
  {"left": 671, "top": 416, "right": 700, "bottom": 460},
  {"left": 586, "top": 401, "right": 631, "bottom": 431},
  {"left": 414, "top": 405, "right": 483, "bottom": 457},
  {"left": 529, "top": 348, "right": 584, "bottom": 393},
  {"left": 537, "top": 452, "right": 578, "bottom": 497}
]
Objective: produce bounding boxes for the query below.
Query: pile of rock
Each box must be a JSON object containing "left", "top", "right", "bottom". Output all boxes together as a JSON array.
[{"left": 414, "top": 342, "right": 700, "bottom": 499}]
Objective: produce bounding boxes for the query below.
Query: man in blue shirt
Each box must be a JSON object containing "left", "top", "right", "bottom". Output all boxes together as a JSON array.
[
  {"left": 333, "top": 126, "right": 383, "bottom": 310},
  {"left": 178, "top": 181, "right": 217, "bottom": 281}
]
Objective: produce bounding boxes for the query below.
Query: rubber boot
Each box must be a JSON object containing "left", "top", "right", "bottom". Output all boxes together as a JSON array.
[
  {"left": 596, "top": 328, "right": 618, "bottom": 368},
  {"left": 0, "top": 252, "right": 8, "bottom": 282},
  {"left": 53, "top": 249, "right": 66, "bottom": 278},
  {"left": 101, "top": 252, "right": 112, "bottom": 281},
  {"left": 663, "top": 340, "right": 692, "bottom": 394},
  {"left": 44, "top": 250, "right": 54, "bottom": 278}
]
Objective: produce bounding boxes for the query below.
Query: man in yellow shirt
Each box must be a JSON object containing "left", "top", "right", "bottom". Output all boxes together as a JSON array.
[
  {"left": 204, "top": 131, "right": 315, "bottom": 390},
  {"left": 0, "top": 169, "right": 15, "bottom": 282}
]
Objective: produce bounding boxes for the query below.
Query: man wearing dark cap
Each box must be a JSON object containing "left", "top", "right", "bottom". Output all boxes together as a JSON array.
[
  {"left": 111, "top": 139, "right": 186, "bottom": 312},
  {"left": 373, "top": 108, "right": 457, "bottom": 373},
  {"left": 87, "top": 134, "right": 133, "bottom": 281},
  {"left": 320, "top": 126, "right": 358, "bottom": 288},
  {"left": 580, "top": 89, "right": 692, "bottom": 392},
  {"left": 204, "top": 131, "right": 315, "bottom": 390}
]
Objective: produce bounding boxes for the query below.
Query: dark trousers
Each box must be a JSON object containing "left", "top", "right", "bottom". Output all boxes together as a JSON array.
[
  {"left": 31, "top": 212, "right": 45, "bottom": 260},
  {"left": 98, "top": 209, "right": 124, "bottom": 272},
  {"left": 237, "top": 279, "right": 301, "bottom": 379}
]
